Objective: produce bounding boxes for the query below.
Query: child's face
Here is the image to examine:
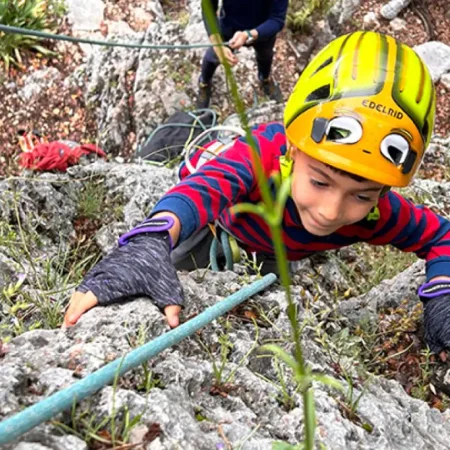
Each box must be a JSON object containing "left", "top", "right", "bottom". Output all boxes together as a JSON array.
[{"left": 290, "top": 149, "right": 385, "bottom": 236}]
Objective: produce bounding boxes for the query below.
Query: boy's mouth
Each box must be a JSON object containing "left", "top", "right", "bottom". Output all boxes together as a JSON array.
[
  {"left": 304, "top": 212, "right": 337, "bottom": 233},
  {"left": 308, "top": 212, "right": 332, "bottom": 228}
]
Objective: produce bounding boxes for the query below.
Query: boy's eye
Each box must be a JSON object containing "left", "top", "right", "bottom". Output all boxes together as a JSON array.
[
  {"left": 311, "top": 179, "right": 328, "bottom": 188},
  {"left": 356, "top": 194, "right": 373, "bottom": 202}
]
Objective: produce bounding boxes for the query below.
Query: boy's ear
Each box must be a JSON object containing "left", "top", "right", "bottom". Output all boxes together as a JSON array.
[{"left": 287, "top": 143, "right": 296, "bottom": 161}]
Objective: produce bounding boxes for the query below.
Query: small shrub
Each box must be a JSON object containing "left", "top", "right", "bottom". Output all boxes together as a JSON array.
[
  {"left": 287, "top": 0, "right": 333, "bottom": 32},
  {"left": 0, "top": 0, "right": 65, "bottom": 70},
  {"left": 77, "top": 179, "right": 107, "bottom": 221},
  {"left": 335, "top": 243, "right": 418, "bottom": 296}
]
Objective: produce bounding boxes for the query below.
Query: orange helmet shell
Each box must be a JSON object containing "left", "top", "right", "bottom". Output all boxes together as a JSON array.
[{"left": 284, "top": 31, "right": 436, "bottom": 187}]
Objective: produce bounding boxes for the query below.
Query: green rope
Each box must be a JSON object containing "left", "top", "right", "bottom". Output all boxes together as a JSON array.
[
  {"left": 0, "top": 24, "right": 227, "bottom": 50},
  {"left": 209, "top": 229, "right": 236, "bottom": 272}
]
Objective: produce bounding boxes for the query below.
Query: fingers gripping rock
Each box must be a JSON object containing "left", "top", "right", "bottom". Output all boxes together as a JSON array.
[{"left": 78, "top": 233, "right": 184, "bottom": 309}]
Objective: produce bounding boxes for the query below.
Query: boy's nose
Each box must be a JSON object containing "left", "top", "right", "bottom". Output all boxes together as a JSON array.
[{"left": 317, "top": 197, "right": 342, "bottom": 223}]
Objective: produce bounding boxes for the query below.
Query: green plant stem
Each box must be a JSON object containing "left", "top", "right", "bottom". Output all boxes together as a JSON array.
[
  {"left": 270, "top": 224, "right": 314, "bottom": 449},
  {"left": 201, "top": 2, "right": 315, "bottom": 447}
]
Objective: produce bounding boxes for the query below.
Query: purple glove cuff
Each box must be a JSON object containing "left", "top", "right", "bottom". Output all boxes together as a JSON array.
[
  {"left": 418, "top": 280, "right": 450, "bottom": 300},
  {"left": 118, "top": 216, "right": 175, "bottom": 248}
]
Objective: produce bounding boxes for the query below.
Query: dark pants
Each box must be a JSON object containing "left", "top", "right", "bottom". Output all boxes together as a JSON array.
[
  {"left": 171, "top": 226, "right": 280, "bottom": 276},
  {"left": 200, "top": 25, "right": 277, "bottom": 84}
]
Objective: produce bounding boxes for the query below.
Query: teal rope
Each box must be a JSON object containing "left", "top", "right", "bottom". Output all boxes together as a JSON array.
[
  {"left": 0, "top": 25, "right": 228, "bottom": 50},
  {"left": 0, "top": 273, "right": 277, "bottom": 444},
  {"left": 209, "top": 235, "right": 220, "bottom": 271},
  {"left": 220, "top": 230, "right": 234, "bottom": 271},
  {"left": 209, "top": 230, "right": 236, "bottom": 271}
]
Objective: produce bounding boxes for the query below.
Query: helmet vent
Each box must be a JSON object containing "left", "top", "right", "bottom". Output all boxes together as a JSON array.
[
  {"left": 422, "top": 121, "right": 429, "bottom": 142},
  {"left": 311, "top": 56, "right": 333, "bottom": 76},
  {"left": 306, "top": 84, "right": 331, "bottom": 102}
]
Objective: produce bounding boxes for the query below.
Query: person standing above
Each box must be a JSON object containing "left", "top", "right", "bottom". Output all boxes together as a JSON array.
[{"left": 196, "top": 0, "right": 288, "bottom": 108}]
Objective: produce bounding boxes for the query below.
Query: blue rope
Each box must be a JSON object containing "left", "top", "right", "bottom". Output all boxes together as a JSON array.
[
  {"left": 0, "top": 273, "right": 277, "bottom": 444},
  {"left": 209, "top": 230, "right": 235, "bottom": 271},
  {"left": 209, "top": 235, "right": 220, "bottom": 271},
  {"left": 221, "top": 230, "right": 234, "bottom": 271}
]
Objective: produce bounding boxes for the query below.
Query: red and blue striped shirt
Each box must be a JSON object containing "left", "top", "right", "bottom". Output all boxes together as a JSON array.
[{"left": 152, "top": 123, "right": 450, "bottom": 281}]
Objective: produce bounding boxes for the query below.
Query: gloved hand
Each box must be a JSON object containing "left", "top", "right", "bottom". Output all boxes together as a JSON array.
[
  {"left": 63, "top": 216, "right": 184, "bottom": 328},
  {"left": 419, "top": 281, "right": 450, "bottom": 353}
]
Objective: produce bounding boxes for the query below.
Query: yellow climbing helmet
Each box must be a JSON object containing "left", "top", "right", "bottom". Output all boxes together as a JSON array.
[{"left": 284, "top": 31, "right": 436, "bottom": 187}]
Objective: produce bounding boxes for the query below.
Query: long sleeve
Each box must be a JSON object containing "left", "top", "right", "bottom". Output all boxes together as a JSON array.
[
  {"left": 255, "top": 0, "right": 288, "bottom": 39},
  {"left": 364, "top": 191, "right": 450, "bottom": 280}
]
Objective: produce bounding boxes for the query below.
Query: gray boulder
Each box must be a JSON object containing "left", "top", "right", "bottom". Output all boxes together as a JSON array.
[{"left": 414, "top": 41, "right": 450, "bottom": 83}]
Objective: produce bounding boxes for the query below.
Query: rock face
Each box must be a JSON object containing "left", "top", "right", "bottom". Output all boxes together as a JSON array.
[
  {"left": 1, "top": 133, "right": 450, "bottom": 448},
  {"left": 4, "top": 0, "right": 450, "bottom": 447},
  {"left": 328, "top": 0, "right": 362, "bottom": 26},
  {"left": 18, "top": 68, "right": 62, "bottom": 103},
  {"left": 65, "top": 0, "right": 105, "bottom": 31},
  {"left": 81, "top": 0, "right": 269, "bottom": 155},
  {"left": 379, "top": 0, "right": 411, "bottom": 20},
  {"left": 414, "top": 41, "right": 450, "bottom": 83},
  {"left": 2, "top": 266, "right": 450, "bottom": 450}
]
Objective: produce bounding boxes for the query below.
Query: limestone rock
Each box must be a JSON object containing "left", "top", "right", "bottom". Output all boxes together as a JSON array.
[
  {"left": 414, "top": 41, "right": 450, "bottom": 83},
  {"left": 380, "top": 0, "right": 411, "bottom": 20},
  {"left": 65, "top": 0, "right": 105, "bottom": 31}
]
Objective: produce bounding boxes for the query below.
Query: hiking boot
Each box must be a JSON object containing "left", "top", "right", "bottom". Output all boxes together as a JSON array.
[
  {"left": 260, "top": 77, "right": 283, "bottom": 103},
  {"left": 196, "top": 81, "right": 212, "bottom": 109}
]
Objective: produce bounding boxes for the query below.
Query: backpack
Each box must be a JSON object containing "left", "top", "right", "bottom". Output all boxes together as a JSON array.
[
  {"left": 135, "top": 109, "right": 218, "bottom": 164},
  {"left": 18, "top": 141, "right": 106, "bottom": 172}
]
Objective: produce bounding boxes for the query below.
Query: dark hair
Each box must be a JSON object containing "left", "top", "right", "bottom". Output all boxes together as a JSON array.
[{"left": 325, "top": 164, "right": 368, "bottom": 183}]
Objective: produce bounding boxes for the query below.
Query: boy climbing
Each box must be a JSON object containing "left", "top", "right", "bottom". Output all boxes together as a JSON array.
[
  {"left": 196, "top": 0, "right": 288, "bottom": 108},
  {"left": 64, "top": 31, "right": 450, "bottom": 355}
]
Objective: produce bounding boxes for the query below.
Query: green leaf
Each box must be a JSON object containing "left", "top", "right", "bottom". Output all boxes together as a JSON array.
[
  {"left": 31, "top": 44, "right": 56, "bottom": 55},
  {"left": 272, "top": 442, "right": 301, "bottom": 450},
  {"left": 261, "top": 344, "right": 299, "bottom": 372},
  {"left": 0, "top": 0, "right": 62, "bottom": 68},
  {"left": 10, "top": 302, "right": 32, "bottom": 314},
  {"left": 362, "top": 422, "right": 373, "bottom": 433},
  {"left": 312, "top": 373, "right": 344, "bottom": 392},
  {"left": 275, "top": 176, "right": 292, "bottom": 219},
  {"left": 230, "top": 202, "right": 266, "bottom": 217}
]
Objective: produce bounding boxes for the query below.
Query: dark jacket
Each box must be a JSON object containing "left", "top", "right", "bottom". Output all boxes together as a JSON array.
[{"left": 202, "top": 0, "right": 288, "bottom": 40}]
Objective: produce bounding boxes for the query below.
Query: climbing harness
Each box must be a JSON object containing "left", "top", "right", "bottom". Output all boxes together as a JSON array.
[
  {"left": 181, "top": 124, "right": 246, "bottom": 174},
  {"left": 180, "top": 124, "right": 247, "bottom": 271}
]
